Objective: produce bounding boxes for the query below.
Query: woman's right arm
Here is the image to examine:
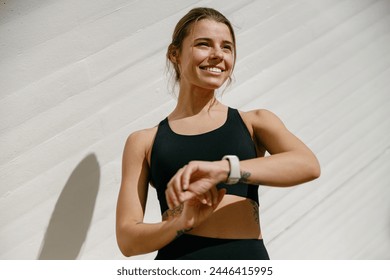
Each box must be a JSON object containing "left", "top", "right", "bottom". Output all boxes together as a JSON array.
[{"left": 116, "top": 130, "right": 189, "bottom": 257}]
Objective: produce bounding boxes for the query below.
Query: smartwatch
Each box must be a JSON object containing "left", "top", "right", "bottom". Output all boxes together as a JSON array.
[{"left": 222, "top": 155, "right": 240, "bottom": 185}]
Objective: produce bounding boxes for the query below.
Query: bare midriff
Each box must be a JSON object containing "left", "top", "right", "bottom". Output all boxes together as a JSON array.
[{"left": 163, "top": 194, "right": 262, "bottom": 239}]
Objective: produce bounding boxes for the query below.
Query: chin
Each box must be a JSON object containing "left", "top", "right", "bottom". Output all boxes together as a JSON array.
[{"left": 200, "top": 79, "right": 228, "bottom": 90}]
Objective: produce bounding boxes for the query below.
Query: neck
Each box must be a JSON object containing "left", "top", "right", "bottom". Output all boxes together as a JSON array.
[{"left": 173, "top": 85, "right": 219, "bottom": 117}]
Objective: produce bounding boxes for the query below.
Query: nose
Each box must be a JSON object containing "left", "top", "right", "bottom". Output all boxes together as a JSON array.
[{"left": 210, "top": 47, "right": 224, "bottom": 60}]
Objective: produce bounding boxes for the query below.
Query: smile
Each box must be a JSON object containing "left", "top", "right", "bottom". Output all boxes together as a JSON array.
[{"left": 200, "top": 66, "right": 224, "bottom": 73}]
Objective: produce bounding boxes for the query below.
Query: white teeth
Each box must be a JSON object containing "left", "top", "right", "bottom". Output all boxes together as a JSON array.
[{"left": 204, "top": 67, "right": 222, "bottom": 73}]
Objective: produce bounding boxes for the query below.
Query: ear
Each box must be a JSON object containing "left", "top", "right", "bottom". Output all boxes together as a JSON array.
[{"left": 168, "top": 45, "right": 179, "bottom": 64}]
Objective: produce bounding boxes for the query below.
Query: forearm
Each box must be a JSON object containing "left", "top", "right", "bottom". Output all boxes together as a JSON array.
[
  {"left": 238, "top": 151, "right": 320, "bottom": 187},
  {"left": 116, "top": 215, "right": 189, "bottom": 257}
]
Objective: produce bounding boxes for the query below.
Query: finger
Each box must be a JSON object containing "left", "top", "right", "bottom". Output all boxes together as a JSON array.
[
  {"left": 205, "top": 188, "right": 218, "bottom": 206},
  {"left": 165, "top": 187, "right": 178, "bottom": 209},
  {"left": 181, "top": 162, "right": 198, "bottom": 191},
  {"left": 186, "top": 178, "right": 215, "bottom": 197},
  {"left": 213, "top": 188, "right": 226, "bottom": 209},
  {"left": 166, "top": 194, "right": 173, "bottom": 210},
  {"left": 193, "top": 192, "right": 207, "bottom": 205},
  {"left": 174, "top": 167, "right": 191, "bottom": 203},
  {"left": 167, "top": 168, "right": 185, "bottom": 206},
  {"left": 209, "top": 186, "right": 218, "bottom": 205},
  {"left": 166, "top": 179, "right": 183, "bottom": 208},
  {"left": 179, "top": 190, "right": 197, "bottom": 203},
  {"left": 202, "top": 190, "right": 212, "bottom": 206}
]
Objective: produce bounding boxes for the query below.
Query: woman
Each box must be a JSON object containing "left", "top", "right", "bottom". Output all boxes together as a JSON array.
[{"left": 116, "top": 7, "right": 320, "bottom": 260}]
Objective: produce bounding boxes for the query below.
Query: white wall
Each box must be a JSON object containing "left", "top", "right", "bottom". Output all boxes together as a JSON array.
[{"left": 1, "top": 0, "right": 389, "bottom": 260}]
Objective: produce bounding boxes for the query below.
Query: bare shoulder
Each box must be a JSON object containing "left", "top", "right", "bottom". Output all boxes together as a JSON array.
[
  {"left": 239, "top": 109, "right": 285, "bottom": 131},
  {"left": 124, "top": 126, "right": 158, "bottom": 160},
  {"left": 126, "top": 127, "right": 157, "bottom": 144}
]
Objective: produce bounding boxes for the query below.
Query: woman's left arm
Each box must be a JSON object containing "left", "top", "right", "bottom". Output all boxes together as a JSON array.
[
  {"left": 238, "top": 109, "right": 320, "bottom": 187},
  {"left": 166, "top": 109, "right": 321, "bottom": 208}
]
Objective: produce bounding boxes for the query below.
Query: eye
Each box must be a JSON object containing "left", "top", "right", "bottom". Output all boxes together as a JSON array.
[
  {"left": 223, "top": 44, "right": 233, "bottom": 51},
  {"left": 196, "top": 42, "right": 209, "bottom": 47}
]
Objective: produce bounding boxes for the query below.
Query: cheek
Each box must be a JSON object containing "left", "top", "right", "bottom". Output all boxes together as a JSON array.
[
  {"left": 192, "top": 50, "right": 209, "bottom": 64},
  {"left": 226, "top": 54, "right": 235, "bottom": 69},
  {"left": 180, "top": 50, "right": 203, "bottom": 69}
]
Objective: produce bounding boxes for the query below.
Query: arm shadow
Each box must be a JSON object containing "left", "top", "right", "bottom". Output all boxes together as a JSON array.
[{"left": 38, "top": 153, "right": 100, "bottom": 259}]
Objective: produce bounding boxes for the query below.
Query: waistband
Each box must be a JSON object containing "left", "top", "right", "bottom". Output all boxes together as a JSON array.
[{"left": 155, "top": 234, "right": 269, "bottom": 260}]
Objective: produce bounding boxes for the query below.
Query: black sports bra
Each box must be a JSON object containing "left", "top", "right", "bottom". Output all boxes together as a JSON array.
[{"left": 150, "top": 107, "right": 259, "bottom": 214}]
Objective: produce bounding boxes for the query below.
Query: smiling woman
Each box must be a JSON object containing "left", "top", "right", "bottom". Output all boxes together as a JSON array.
[
  {"left": 115, "top": 7, "right": 320, "bottom": 260},
  {"left": 172, "top": 19, "right": 235, "bottom": 91},
  {"left": 166, "top": 8, "right": 236, "bottom": 87}
]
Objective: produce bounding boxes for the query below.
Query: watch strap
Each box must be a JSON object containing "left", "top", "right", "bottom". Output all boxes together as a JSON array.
[{"left": 222, "top": 155, "right": 240, "bottom": 185}]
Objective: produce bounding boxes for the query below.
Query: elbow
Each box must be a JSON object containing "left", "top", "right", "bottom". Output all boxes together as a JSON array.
[
  {"left": 119, "top": 247, "right": 135, "bottom": 258},
  {"left": 294, "top": 154, "right": 321, "bottom": 185},
  {"left": 314, "top": 163, "right": 321, "bottom": 179},
  {"left": 307, "top": 157, "right": 321, "bottom": 181},
  {"left": 117, "top": 237, "right": 134, "bottom": 257},
  {"left": 309, "top": 165, "right": 321, "bottom": 181},
  {"left": 122, "top": 250, "right": 137, "bottom": 258},
  {"left": 116, "top": 224, "right": 139, "bottom": 258},
  {"left": 117, "top": 236, "right": 142, "bottom": 258}
]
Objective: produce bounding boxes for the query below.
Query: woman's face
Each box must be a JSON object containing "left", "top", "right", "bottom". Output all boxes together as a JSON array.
[{"left": 177, "top": 19, "right": 235, "bottom": 91}]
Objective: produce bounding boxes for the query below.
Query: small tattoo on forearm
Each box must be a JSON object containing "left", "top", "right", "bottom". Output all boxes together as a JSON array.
[
  {"left": 162, "top": 204, "right": 184, "bottom": 220},
  {"left": 239, "top": 170, "right": 251, "bottom": 183},
  {"left": 175, "top": 227, "right": 193, "bottom": 239},
  {"left": 249, "top": 200, "right": 260, "bottom": 225}
]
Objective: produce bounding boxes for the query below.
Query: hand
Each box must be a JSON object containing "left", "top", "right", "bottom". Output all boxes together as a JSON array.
[
  {"left": 179, "top": 187, "right": 226, "bottom": 230},
  {"left": 166, "top": 160, "right": 229, "bottom": 209}
]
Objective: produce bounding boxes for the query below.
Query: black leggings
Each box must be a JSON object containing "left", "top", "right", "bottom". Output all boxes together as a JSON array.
[{"left": 155, "top": 234, "right": 270, "bottom": 260}]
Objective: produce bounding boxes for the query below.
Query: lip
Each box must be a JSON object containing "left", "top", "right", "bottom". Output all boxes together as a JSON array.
[{"left": 199, "top": 65, "right": 225, "bottom": 74}]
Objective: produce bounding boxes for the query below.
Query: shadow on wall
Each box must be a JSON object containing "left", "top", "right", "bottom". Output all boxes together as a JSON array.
[{"left": 38, "top": 154, "right": 100, "bottom": 259}]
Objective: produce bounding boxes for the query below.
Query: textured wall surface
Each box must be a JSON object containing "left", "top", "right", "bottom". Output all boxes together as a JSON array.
[{"left": 1, "top": 0, "right": 389, "bottom": 260}]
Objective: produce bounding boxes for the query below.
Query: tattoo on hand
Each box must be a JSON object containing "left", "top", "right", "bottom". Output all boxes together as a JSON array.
[{"left": 239, "top": 170, "right": 251, "bottom": 183}]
